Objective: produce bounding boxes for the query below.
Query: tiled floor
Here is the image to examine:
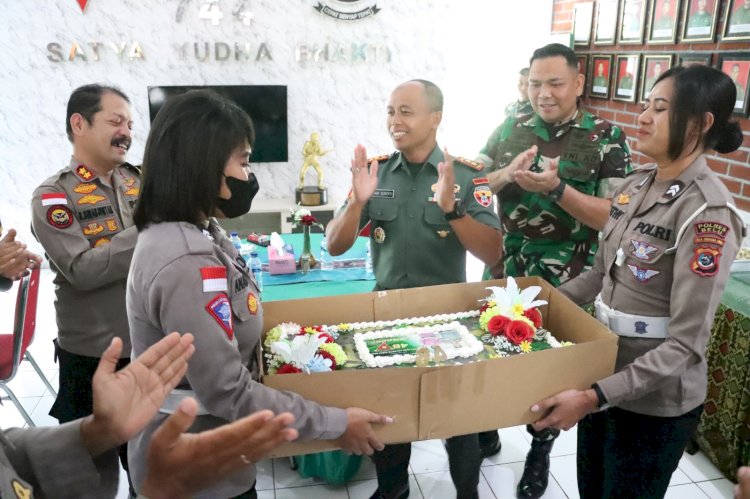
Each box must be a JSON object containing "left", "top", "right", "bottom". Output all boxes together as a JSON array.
[{"left": 0, "top": 269, "right": 737, "bottom": 498}]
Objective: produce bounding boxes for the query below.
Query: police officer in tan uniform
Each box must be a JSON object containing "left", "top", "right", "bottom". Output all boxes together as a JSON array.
[
  {"left": 30, "top": 84, "right": 139, "bottom": 490},
  {"left": 127, "top": 90, "right": 390, "bottom": 499},
  {"left": 530, "top": 65, "right": 745, "bottom": 499},
  {"left": 326, "top": 80, "right": 502, "bottom": 499}
]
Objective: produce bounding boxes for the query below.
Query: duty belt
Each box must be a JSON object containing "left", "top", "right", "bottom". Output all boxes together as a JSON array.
[
  {"left": 594, "top": 294, "right": 670, "bottom": 339},
  {"left": 159, "top": 388, "right": 210, "bottom": 416}
]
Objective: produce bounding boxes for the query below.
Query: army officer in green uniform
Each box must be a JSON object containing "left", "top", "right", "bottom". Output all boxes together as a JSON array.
[
  {"left": 327, "top": 79, "right": 502, "bottom": 499},
  {"left": 476, "top": 43, "right": 632, "bottom": 499}
]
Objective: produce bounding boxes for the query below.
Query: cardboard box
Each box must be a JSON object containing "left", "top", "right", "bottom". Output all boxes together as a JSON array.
[
  {"left": 261, "top": 277, "right": 617, "bottom": 457},
  {"left": 268, "top": 246, "right": 296, "bottom": 275}
]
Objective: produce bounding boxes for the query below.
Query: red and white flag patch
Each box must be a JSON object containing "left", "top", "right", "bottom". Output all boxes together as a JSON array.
[
  {"left": 41, "top": 193, "right": 68, "bottom": 206},
  {"left": 200, "top": 266, "right": 227, "bottom": 293}
]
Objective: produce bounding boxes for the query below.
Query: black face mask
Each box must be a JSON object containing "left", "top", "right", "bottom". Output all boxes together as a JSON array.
[{"left": 216, "top": 174, "right": 259, "bottom": 218}]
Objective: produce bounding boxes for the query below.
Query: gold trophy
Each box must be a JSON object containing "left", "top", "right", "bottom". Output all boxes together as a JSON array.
[{"left": 296, "top": 132, "right": 331, "bottom": 206}]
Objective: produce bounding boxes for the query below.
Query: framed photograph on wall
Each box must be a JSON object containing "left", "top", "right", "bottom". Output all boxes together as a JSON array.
[
  {"left": 717, "top": 53, "right": 750, "bottom": 115},
  {"left": 589, "top": 55, "right": 613, "bottom": 99},
  {"left": 678, "top": 52, "right": 712, "bottom": 67},
  {"left": 614, "top": 55, "right": 641, "bottom": 102},
  {"left": 648, "top": 0, "right": 680, "bottom": 43},
  {"left": 577, "top": 54, "right": 589, "bottom": 96},
  {"left": 640, "top": 54, "right": 673, "bottom": 101},
  {"left": 594, "top": 0, "right": 620, "bottom": 44},
  {"left": 680, "top": 0, "right": 719, "bottom": 42},
  {"left": 619, "top": 0, "right": 648, "bottom": 44},
  {"left": 722, "top": 0, "right": 750, "bottom": 41},
  {"left": 574, "top": 2, "right": 595, "bottom": 46}
]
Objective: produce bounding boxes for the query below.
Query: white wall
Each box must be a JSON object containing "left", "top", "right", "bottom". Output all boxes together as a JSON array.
[{"left": 0, "top": 0, "right": 553, "bottom": 252}]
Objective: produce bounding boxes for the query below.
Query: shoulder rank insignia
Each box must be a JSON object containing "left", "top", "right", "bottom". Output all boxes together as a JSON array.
[
  {"left": 73, "top": 165, "right": 96, "bottom": 182},
  {"left": 455, "top": 157, "right": 484, "bottom": 171},
  {"left": 367, "top": 153, "right": 392, "bottom": 164}
]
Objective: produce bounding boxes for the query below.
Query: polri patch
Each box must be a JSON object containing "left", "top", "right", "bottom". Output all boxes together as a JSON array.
[
  {"left": 694, "top": 222, "right": 729, "bottom": 239},
  {"left": 247, "top": 292, "right": 259, "bottom": 315},
  {"left": 474, "top": 186, "right": 492, "bottom": 207},
  {"left": 372, "top": 189, "right": 395, "bottom": 199},
  {"left": 200, "top": 266, "right": 228, "bottom": 293},
  {"left": 46, "top": 206, "right": 73, "bottom": 229},
  {"left": 206, "top": 294, "right": 233, "bottom": 340},
  {"left": 627, "top": 264, "right": 660, "bottom": 282},
  {"left": 41, "top": 192, "right": 67, "bottom": 206},
  {"left": 691, "top": 246, "right": 721, "bottom": 277}
]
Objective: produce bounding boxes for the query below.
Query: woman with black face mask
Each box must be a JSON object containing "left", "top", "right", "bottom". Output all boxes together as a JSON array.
[{"left": 126, "top": 90, "right": 391, "bottom": 499}]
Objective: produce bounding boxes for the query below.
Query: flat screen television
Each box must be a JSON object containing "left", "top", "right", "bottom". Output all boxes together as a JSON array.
[{"left": 147, "top": 85, "right": 288, "bottom": 163}]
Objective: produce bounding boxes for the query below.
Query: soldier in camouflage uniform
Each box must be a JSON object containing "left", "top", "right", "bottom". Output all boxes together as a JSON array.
[
  {"left": 475, "top": 43, "right": 632, "bottom": 498},
  {"left": 504, "top": 68, "right": 533, "bottom": 119}
]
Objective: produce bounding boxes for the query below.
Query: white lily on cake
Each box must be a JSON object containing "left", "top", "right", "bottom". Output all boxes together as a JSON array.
[
  {"left": 271, "top": 334, "right": 331, "bottom": 373},
  {"left": 486, "top": 276, "right": 548, "bottom": 319}
]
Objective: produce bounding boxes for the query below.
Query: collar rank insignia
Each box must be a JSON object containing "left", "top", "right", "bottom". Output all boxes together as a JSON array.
[
  {"left": 436, "top": 230, "right": 450, "bottom": 238},
  {"left": 631, "top": 240, "right": 659, "bottom": 261},
  {"left": 74, "top": 165, "right": 96, "bottom": 181},
  {"left": 627, "top": 264, "right": 660, "bottom": 282}
]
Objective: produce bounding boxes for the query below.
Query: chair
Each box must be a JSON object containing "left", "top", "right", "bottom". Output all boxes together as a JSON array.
[{"left": 0, "top": 268, "right": 56, "bottom": 427}]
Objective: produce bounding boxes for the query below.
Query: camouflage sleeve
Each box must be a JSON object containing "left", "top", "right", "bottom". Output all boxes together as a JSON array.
[
  {"left": 476, "top": 122, "right": 508, "bottom": 169},
  {"left": 595, "top": 125, "right": 632, "bottom": 199}
]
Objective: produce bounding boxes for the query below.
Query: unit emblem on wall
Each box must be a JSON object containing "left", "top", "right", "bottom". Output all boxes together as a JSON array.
[{"left": 313, "top": 0, "right": 382, "bottom": 21}]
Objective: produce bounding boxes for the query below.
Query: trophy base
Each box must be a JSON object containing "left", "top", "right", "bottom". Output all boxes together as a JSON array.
[{"left": 296, "top": 186, "right": 328, "bottom": 206}]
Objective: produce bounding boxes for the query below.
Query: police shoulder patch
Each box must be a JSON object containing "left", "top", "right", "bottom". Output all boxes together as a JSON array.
[
  {"left": 46, "top": 205, "right": 73, "bottom": 229},
  {"left": 206, "top": 293, "right": 234, "bottom": 340},
  {"left": 455, "top": 157, "right": 484, "bottom": 171}
]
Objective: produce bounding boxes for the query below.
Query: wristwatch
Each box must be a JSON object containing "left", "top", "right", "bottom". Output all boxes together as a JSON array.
[
  {"left": 547, "top": 179, "right": 567, "bottom": 203},
  {"left": 444, "top": 200, "right": 467, "bottom": 221},
  {"left": 591, "top": 383, "right": 610, "bottom": 411}
]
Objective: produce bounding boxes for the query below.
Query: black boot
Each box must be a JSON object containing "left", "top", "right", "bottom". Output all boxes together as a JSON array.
[
  {"left": 368, "top": 485, "right": 409, "bottom": 499},
  {"left": 478, "top": 430, "right": 502, "bottom": 459},
  {"left": 517, "top": 435, "right": 555, "bottom": 498}
]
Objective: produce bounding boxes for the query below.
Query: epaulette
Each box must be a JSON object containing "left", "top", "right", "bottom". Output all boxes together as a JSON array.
[
  {"left": 455, "top": 156, "right": 484, "bottom": 171},
  {"left": 695, "top": 173, "right": 734, "bottom": 208},
  {"left": 626, "top": 164, "right": 657, "bottom": 176},
  {"left": 122, "top": 162, "right": 142, "bottom": 175},
  {"left": 367, "top": 153, "right": 392, "bottom": 164}
]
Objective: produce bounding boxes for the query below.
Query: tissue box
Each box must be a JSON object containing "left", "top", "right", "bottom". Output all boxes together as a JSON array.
[{"left": 269, "top": 246, "right": 296, "bottom": 275}]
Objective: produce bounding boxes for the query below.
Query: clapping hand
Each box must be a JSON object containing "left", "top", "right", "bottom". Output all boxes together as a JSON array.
[
  {"left": 515, "top": 157, "right": 560, "bottom": 194},
  {"left": 349, "top": 144, "right": 379, "bottom": 206},
  {"left": 0, "top": 228, "right": 42, "bottom": 281},
  {"left": 436, "top": 148, "right": 457, "bottom": 214},
  {"left": 141, "top": 400, "right": 298, "bottom": 498},
  {"left": 81, "top": 333, "right": 195, "bottom": 456}
]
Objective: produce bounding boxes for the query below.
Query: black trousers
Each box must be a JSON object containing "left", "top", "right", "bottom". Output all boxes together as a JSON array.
[
  {"left": 577, "top": 405, "right": 703, "bottom": 499},
  {"left": 50, "top": 340, "right": 132, "bottom": 483},
  {"left": 371, "top": 433, "right": 481, "bottom": 499}
]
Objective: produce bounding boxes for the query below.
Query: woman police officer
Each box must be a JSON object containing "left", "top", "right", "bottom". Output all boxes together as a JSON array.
[
  {"left": 126, "top": 90, "right": 391, "bottom": 498},
  {"left": 530, "top": 65, "right": 745, "bottom": 498}
]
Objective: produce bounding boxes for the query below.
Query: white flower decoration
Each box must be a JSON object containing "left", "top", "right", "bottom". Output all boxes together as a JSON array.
[
  {"left": 485, "top": 276, "right": 547, "bottom": 319},
  {"left": 271, "top": 334, "right": 328, "bottom": 372}
]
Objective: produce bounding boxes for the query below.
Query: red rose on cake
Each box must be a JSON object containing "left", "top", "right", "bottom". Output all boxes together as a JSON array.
[
  {"left": 487, "top": 315, "right": 511, "bottom": 336},
  {"left": 506, "top": 320, "right": 535, "bottom": 345}
]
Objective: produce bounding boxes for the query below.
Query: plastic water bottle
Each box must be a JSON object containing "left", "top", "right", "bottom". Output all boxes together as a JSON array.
[
  {"left": 320, "top": 237, "right": 334, "bottom": 271},
  {"left": 229, "top": 232, "right": 242, "bottom": 252},
  {"left": 365, "top": 239, "right": 373, "bottom": 275},
  {"left": 250, "top": 251, "right": 263, "bottom": 292}
]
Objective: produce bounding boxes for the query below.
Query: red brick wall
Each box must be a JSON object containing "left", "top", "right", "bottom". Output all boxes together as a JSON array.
[{"left": 552, "top": 0, "right": 750, "bottom": 210}]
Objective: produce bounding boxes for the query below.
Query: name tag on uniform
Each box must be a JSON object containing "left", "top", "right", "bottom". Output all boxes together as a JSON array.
[{"left": 372, "top": 189, "right": 395, "bottom": 199}]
